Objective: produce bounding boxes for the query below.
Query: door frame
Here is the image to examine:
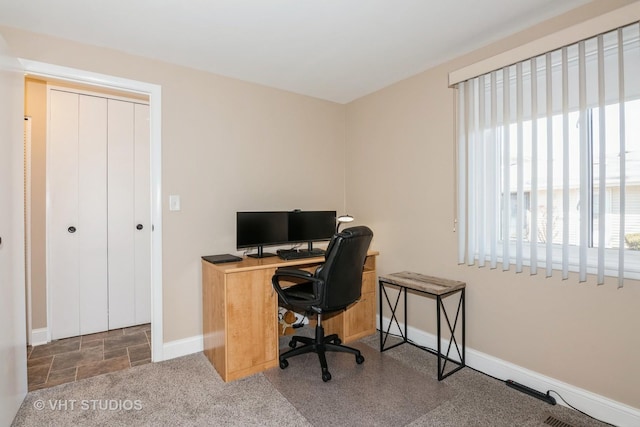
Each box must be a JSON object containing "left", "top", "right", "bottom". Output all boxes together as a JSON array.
[
  {"left": 20, "top": 59, "right": 164, "bottom": 362},
  {"left": 0, "top": 36, "right": 27, "bottom": 426}
]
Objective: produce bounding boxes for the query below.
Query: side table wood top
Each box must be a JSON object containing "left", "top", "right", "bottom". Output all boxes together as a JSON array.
[{"left": 379, "top": 271, "right": 466, "bottom": 295}]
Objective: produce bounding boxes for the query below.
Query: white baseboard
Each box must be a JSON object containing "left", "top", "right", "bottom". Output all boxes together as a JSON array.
[
  {"left": 378, "top": 315, "right": 640, "bottom": 427},
  {"left": 162, "top": 335, "right": 203, "bottom": 361},
  {"left": 30, "top": 328, "right": 48, "bottom": 346}
]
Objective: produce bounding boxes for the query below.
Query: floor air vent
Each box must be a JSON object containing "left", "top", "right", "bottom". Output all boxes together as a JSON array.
[{"left": 544, "top": 415, "right": 574, "bottom": 427}]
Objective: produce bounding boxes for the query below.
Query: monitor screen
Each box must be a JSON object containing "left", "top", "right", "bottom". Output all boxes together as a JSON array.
[
  {"left": 236, "top": 211, "right": 289, "bottom": 249},
  {"left": 288, "top": 211, "right": 337, "bottom": 243}
]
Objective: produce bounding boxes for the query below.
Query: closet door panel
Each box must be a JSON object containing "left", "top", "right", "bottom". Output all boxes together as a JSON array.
[
  {"left": 134, "top": 104, "right": 151, "bottom": 324},
  {"left": 49, "top": 90, "right": 80, "bottom": 340},
  {"left": 107, "top": 99, "right": 136, "bottom": 329},
  {"left": 78, "top": 95, "right": 109, "bottom": 335}
]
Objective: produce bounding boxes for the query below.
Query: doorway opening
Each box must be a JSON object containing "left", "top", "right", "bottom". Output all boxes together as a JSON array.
[{"left": 20, "top": 60, "right": 163, "bottom": 381}]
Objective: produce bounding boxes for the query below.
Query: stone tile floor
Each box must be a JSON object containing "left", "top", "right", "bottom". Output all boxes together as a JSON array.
[{"left": 27, "top": 324, "right": 151, "bottom": 391}]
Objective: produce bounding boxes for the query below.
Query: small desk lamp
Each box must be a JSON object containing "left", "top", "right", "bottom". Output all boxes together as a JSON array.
[{"left": 336, "top": 214, "right": 354, "bottom": 233}]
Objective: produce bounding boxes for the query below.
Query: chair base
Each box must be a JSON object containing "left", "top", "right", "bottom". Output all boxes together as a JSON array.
[{"left": 279, "top": 323, "right": 364, "bottom": 382}]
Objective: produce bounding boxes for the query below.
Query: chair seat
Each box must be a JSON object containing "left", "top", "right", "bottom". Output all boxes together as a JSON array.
[{"left": 281, "top": 282, "right": 316, "bottom": 304}]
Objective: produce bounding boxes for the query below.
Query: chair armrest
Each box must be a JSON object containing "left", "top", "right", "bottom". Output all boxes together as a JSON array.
[
  {"left": 272, "top": 268, "right": 322, "bottom": 307},
  {"left": 273, "top": 268, "right": 314, "bottom": 280}
]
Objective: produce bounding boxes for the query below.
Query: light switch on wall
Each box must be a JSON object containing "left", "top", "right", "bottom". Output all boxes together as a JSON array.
[{"left": 169, "top": 195, "right": 181, "bottom": 211}]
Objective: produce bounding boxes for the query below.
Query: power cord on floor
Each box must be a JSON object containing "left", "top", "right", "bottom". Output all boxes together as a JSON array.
[
  {"left": 377, "top": 329, "right": 615, "bottom": 426},
  {"left": 547, "top": 390, "right": 616, "bottom": 427}
]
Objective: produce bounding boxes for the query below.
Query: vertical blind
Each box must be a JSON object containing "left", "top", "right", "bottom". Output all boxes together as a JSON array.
[{"left": 457, "top": 22, "right": 640, "bottom": 287}]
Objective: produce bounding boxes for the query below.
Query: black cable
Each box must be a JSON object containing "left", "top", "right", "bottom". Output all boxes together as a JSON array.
[
  {"left": 464, "top": 364, "right": 505, "bottom": 384},
  {"left": 547, "top": 390, "right": 615, "bottom": 426}
]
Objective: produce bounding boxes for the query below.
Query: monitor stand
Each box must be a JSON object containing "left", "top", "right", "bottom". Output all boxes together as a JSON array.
[
  {"left": 298, "top": 242, "right": 325, "bottom": 256},
  {"left": 247, "top": 246, "right": 277, "bottom": 258}
]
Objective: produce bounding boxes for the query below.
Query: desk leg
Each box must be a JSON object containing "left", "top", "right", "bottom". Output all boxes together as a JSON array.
[
  {"left": 378, "top": 279, "right": 383, "bottom": 352},
  {"left": 437, "top": 289, "right": 466, "bottom": 380},
  {"left": 403, "top": 286, "right": 408, "bottom": 346},
  {"left": 379, "top": 280, "right": 407, "bottom": 352},
  {"left": 436, "top": 295, "right": 442, "bottom": 381},
  {"left": 462, "top": 288, "right": 466, "bottom": 367}
]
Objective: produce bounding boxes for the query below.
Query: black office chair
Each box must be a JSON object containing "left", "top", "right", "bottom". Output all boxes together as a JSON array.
[{"left": 271, "top": 225, "right": 373, "bottom": 382}]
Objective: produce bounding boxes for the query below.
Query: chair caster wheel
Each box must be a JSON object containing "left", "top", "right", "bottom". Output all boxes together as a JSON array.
[
  {"left": 279, "top": 359, "right": 289, "bottom": 369},
  {"left": 288, "top": 340, "right": 297, "bottom": 349},
  {"left": 322, "top": 371, "right": 332, "bottom": 382},
  {"left": 355, "top": 355, "right": 365, "bottom": 364},
  {"left": 333, "top": 338, "right": 342, "bottom": 345}
]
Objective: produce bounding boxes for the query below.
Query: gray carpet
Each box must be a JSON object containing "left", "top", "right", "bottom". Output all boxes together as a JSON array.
[
  {"left": 11, "top": 336, "right": 609, "bottom": 427},
  {"left": 264, "top": 342, "right": 453, "bottom": 427},
  {"left": 12, "top": 351, "right": 307, "bottom": 427}
]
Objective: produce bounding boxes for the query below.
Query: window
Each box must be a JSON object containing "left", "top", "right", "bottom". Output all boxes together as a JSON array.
[{"left": 457, "top": 23, "right": 640, "bottom": 286}]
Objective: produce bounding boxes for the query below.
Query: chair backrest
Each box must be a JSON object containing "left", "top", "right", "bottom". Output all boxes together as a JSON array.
[{"left": 314, "top": 226, "right": 373, "bottom": 312}]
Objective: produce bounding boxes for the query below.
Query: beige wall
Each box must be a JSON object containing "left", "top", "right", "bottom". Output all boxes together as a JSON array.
[
  {"left": 346, "top": 0, "right": 640, "bottom": 410},
  {"left": 3, "top": 26, "right": 346, "bottom": 343}
]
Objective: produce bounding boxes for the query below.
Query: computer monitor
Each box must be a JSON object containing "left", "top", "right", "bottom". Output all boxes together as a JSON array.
[
  {"left": 236, "top": 211, "right": 288, "bottom": 258},
  {"left": 288, "top": 210, "right": 336, "bottom": 253}
]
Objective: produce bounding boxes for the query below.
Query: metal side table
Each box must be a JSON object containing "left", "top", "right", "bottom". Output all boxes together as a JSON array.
[{"left": 379, "top": 271, "right": 466, "bottom": 380}]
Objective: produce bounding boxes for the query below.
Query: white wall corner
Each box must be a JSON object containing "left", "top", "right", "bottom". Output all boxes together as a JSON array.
[
  {"left": 162, "top": 335, "right": 203, "bottom": 361},
  {"left": 377, "top": 315, "right": 640, "bottom": 427}
]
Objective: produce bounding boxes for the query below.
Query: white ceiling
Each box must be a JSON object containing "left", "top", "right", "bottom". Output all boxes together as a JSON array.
[{"left": 0, "top": 0, "right": 592, "bottom": 103}]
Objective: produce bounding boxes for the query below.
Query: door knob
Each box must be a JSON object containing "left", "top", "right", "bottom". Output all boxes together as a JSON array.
[
  {"left": 136, "top": 224, "right": 143, "bottom": 230},
  {"left": 68, "top": 226, "right": 76, "bottom": 233}
]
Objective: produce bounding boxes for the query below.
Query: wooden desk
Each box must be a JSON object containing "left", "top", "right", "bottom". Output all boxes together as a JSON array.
[{"left": 202, "top": 251, "right": 378, "bottom": 382}]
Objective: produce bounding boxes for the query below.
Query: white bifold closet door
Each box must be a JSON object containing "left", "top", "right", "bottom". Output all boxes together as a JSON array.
[
  {"left": 107, "top": 100, "right": 151, "bottom": 329},
  {"left": 48, "top": 89, "right": 150, "bottom": 340},
  {"left": 133, "top": 103, "right": 151, "bottom": 325}
]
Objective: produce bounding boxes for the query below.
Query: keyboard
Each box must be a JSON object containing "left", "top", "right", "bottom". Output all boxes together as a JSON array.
[{"left": 278, "top": 249, "right": 325, "bottom": 260}]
